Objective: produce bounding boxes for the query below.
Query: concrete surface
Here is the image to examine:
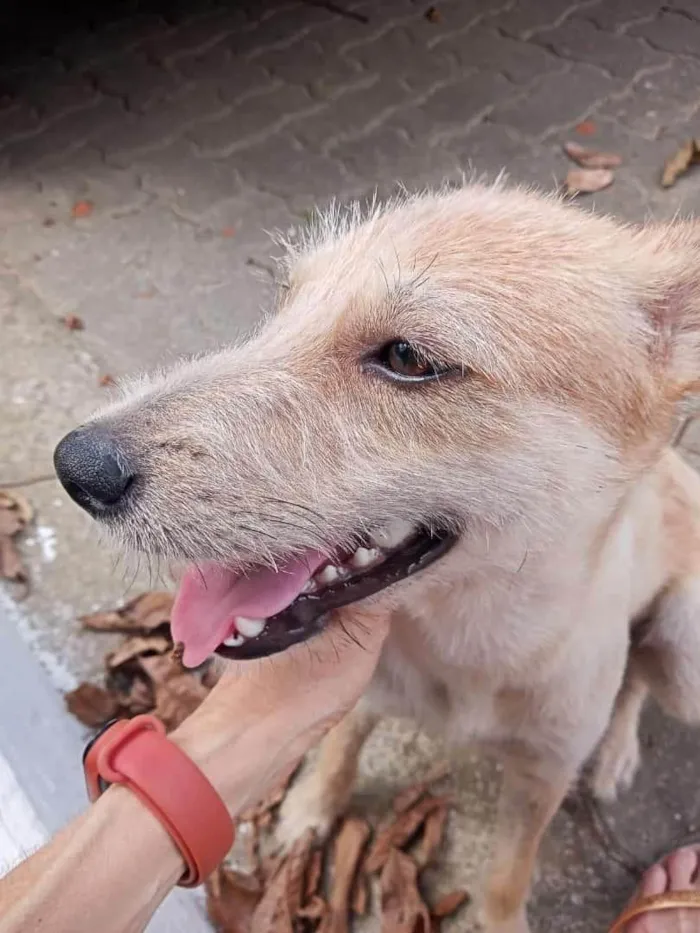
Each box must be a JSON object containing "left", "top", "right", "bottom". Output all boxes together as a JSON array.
[{"left": 3, "top": 0, "right": 700, "bottom": 929}]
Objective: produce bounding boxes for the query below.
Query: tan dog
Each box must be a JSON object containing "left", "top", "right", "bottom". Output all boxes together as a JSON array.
[{"left": 54, "top": 183, "right": 700, "bottom": 933}]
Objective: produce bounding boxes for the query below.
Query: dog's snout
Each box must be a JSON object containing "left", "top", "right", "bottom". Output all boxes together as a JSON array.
[{"left": 54, "top": 427, "right": 135, "bottom": 514}]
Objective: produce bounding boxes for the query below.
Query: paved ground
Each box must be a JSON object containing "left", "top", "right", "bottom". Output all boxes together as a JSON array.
[{"left": 3, "top": 0, "right": 700, "bottom": 929}]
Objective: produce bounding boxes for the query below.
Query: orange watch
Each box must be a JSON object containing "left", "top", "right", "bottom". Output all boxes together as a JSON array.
[{"left": 82, "top": 714, "right": 235, "bottom": 886}]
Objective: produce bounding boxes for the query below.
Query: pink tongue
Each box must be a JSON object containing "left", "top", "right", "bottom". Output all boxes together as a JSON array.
[{"left": 171, "top": 551, "right": 326, "bottom": 668}]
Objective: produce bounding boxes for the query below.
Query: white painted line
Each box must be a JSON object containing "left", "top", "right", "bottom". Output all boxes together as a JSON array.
[{"left": 0, "top": 751, "right": 47, "bottom": 876}]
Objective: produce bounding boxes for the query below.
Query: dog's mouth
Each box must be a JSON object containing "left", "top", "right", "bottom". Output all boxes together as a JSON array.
[{"left": 171, "top": 520, "right": 457, "bottom": 666}]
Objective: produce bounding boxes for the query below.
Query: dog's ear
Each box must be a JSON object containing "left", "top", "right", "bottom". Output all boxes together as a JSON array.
[{"left": 634, "top": 221, "right": 700, "bottom": 397}]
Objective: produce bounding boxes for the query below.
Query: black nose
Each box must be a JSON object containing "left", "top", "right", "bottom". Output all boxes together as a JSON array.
[{"left": 54, "top": 427, "right": 135, "bottom": 514}]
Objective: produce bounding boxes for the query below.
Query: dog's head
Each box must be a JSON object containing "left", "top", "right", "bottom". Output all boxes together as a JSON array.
[{"left": 54, "top": 184, "right": 700, "bottom": 665}]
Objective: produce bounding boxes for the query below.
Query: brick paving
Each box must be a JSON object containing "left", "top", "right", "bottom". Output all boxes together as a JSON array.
[{"left": 2, "top": 2, "right": 700, "bottom": 930}]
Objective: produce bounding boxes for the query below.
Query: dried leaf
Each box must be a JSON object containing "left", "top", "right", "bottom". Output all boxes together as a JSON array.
[
  {"left": 425, "top": 6, "right": 441, "bottom": 22},
  {"left": 413, "top": 805, "right": 448, "bottom": 869},
  {"left": 564, "top": 167, "right": 614, "bottom": 195},
  {"left": 0, "top": 490, "right": 33, "bottom": 525},
  {"left": 0, "top": 536, "right": 28, "bottom": 585},
  {"left": 65, "top": 682, "right": 119, "bottom": 727},
  {"left": 206, "top": 866, "right": 262, "bottom": 933},
  {"left": 563, "top": 141, "right": 622, "bottom": 169},
  {"left": 297, "top": 895, "right": 327, "bottom": 921},
  {"left": 661, "top": 139, "right": 700, "bottom": 188},
  {"left": 430, "top": 889, "right": 470, "bottom": 919},
  {"left": 305, "top": 848, "right": 324, "bottom": 902},
  {"left": 574, "top": 120, "right": 596, "bottom": 136},
  {"left": 72, "top": 199, "right": 94, "bottom": 219},
  {"left": 62, "top": 313, "right": 84, "bottom": 330},
  {"left": 81, "top": 591, "right": 173, "bottom": 633},
  {"left": 251, "top": 831, "right": 314, "bottom": 933},
  {"left": 319, "top": 818, "right": 370, "bottom": 933},
  {"left": 392, "top": 763, "right": 450, "bottom": 815},
  {"left": 106, "top": 635, "right": 171, "bottom": 669},
  {"left": 351, "top": 873, "right": 368, "bottom": 915},
  {"left": 99, "top": 373, "right": 116, "bottom": 387},
  {"left": 380, "top": 849, "right": 431, "bottom": 933},
  {"left": 366, "top": 795, "right": 450, "bottom": 874}
]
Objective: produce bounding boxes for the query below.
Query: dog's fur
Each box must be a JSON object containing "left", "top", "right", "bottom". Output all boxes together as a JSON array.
[{"left": 93, "top": 183, "right": 700, "bottom": 932}]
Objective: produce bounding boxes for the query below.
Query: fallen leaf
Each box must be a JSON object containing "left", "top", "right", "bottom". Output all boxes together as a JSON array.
[
  {"left": 563, "top": 141, "right": 622, "bottom": 169},
  {"left": 251, "top": 831, "right": 314, "bottom": 933},
  {"left": 139, "top": 653, "right": 209, "bottom": 731},
  {"left": 221, "top": 226, "right": 236, "bottom": 238},
  {"left": 62, "top": 313, "right": 85, "bottom": 331},
  {"left": 99, "top": 373, "right": 116, "bottom": 387},
  {"left": 43, "top": 217, "right": 56, "bottom": 227},
  {"left": 305, "top": 848, "right": 324, "bottom": 901},
  {"left": 319, "top": 817, "right": 370, "bottom": 933},
  {"left": 65, "top": 682, "right": 119, "bottom": 727},
  {"left": 351, "top": 873, "right": 368, "bottom": 915},
  {"left": 380, "top": 849, "right": 431, "bottom": 933},
  {"left": 564, "top": 167, "right": 614, "bottom": 195},
  {"left": 71, "top": 199, "right": 94, "bottom": 219},
  {"left": 366, "top": 795, "right": 450, "bottom": 874},
  {"left": 0, "top": 491, "right": 31, "bottom": 586},
  {"left": 413, "top": 804, "right": 448, "bottom": 869},
  {"left": 574, "top": 120, "right": 596, "bottom": 136},
  {"left": 430, "top": 889, "right": 470, "bottom": 919},
  {"left": 661, "top": 139, "right": 700, "bottom": 188},
  {"left": 0, "top": 536, "right": 26, "bottom": 584},
  {"left": 206, "top": 866, "right": 262, "bottom": 933},
  {"left": 425, "top": 6, "right": 441, "bottom": 22},
  {"left": 81, "top": 591, "right": 173, "bottom": 634},
  {"left": 392, "top": 763, "right": 450, "bottom": 815},
  {"left": 106, "top": 634, "right": 171, "bottom": 669}
]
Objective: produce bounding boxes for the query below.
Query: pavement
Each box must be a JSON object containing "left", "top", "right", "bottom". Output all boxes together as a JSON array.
[{"left": 3, "top": 0, "right": 700, "bottom": 929}]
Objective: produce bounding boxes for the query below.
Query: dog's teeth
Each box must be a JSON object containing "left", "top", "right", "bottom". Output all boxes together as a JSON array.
[
  {"left": 235, "top": 617, "right": 266, "bottom": 638},
  {"left": 317, "top": 565, "right": 339, "bottom": 585},
  {"left": 301, "top": 579, "right": 316, "bottom": 594},
  {"left": 223, "top": 633, "right": 245, "bottom": 647},
  {"left": 351, "top": 547, "right": 379, "bottom": 568},
  {"left": 370, "top": 520, "right": 415, "bottom": 550}
]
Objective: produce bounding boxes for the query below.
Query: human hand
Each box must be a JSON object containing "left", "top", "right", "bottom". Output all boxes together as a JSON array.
[{"left": 171, "top": 609, "right": 389, "bottom": 816}]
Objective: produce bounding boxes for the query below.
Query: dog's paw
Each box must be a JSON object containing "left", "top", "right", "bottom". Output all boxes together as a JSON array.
[
  {"left": 276, "top": 776, "right": 345, "bottom": 852},
  {"left": 590, "top": 730, "right": 641, "bottom": 803}
]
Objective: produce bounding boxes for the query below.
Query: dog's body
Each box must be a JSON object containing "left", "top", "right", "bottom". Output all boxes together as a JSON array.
[{"left": 55, "top": 184, "right": 700, "bottom": 932}]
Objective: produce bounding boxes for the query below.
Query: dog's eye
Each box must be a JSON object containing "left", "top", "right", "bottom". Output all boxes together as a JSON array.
[{"left": 375, "top": 341, "right": 444, "bottom": 382}]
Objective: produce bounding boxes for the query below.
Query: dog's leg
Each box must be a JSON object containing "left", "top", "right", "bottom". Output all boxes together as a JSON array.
[
  {"left": 483, "top": 748, "right": 574, "bottom": 933},
  {"left": 277, "top": 701, "right": 378, "bottom": 848},
  {"left": 590, "top": 663, "right": 648, "bottom": 802}
]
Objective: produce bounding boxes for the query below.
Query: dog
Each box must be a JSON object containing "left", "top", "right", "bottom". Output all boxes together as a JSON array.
[{"left": 53, "top": 182, "right": 700, "bottom": 932}]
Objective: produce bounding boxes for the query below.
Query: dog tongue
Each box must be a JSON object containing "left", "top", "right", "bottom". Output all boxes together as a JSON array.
[{"left": 171, "top": 552, "right": 326, "bottom": 667}]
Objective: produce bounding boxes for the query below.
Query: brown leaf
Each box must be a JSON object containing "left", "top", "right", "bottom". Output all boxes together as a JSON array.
[
  {"left": 563, "top": 141, "right": 622, "bottom": 169},
  {"left": 106, "top": 635, "right": 171, "bottom": 669},
  {"left": 305, "top": 848, "right": 324, "bottom": 902},
  {"left": 366, "top": 796, "right": 450, "bottom": 874},
  {"left": 661, "top": 139, "right": 700, "bottom": 188},
  {"left": 62, "top": 313, "right": 85, "bottom": 331},
  {"left": 139, "top": 652, "right": 209, "bottom": 731},
  {"left": 0, "top": 490, "right": 33, "bottom": 525},
  {"left": 319, "top": 818, "right": 371, "bottom": 933},
  {"left": 413, "top": 805, "right": 448, "bottom": 869},
  {"left": 297, "top": 895, "right": 327, "bottom": 921},
  {"left": 351, "top": 873, "right": 368, "bottom": 915},
  {"left": 251, "top": 831, "right": 314, "bottom": 933},
  {"left": 206, "top": 866, "right": 262, "bottom": 933},
  {"left": 380, "top": 849, "right": 431, "bottom": 933},
  {"left": 430, "top": 889, "right": 470, "bottom": 919},
  {"left": 392, "top": 763, "right": 450, "bottom": 815},
  {"left": 0, "top": 536, "right": 28, "bottom": 585},
  {"left": 65, "top": 682, "right": 119, "bottom": 727},
  {"left": 574, "top": 120, "right": 596, "bottom": 136},
  {"left": 99, "top": 373, "right": 116, "bottom": 387},
  {"left": 81, "top": 591, "right": 173, "bottom": 634},
  {"left": 564, "top": 168, "right": 614, "bottom": 195},
  {"left": 424, "top": 6, "right": 441, "bottom": 22},
  {"left": 71, "top": 199, "right": 94, "bottom": 219}
]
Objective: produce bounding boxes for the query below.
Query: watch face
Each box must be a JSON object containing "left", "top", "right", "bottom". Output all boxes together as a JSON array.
[{"left": 82, "top": 718, "right": 121, "bottom": 794}]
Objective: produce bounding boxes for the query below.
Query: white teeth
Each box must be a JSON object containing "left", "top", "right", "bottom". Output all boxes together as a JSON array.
[
  {"left": 317, "top": 565, "right": 339, "bottom": 585},
  {"left": 351, "top": 547, "right": 379, "bottom": 568},
  {"left": 370, "top": 519, "right": 415, "bottom": 550},
  {"left": 223, "top": 633, "right": 245, "bottom": 647},
  {"left": 235, "top": 617, "right": 266, "bottom": 638},
  {"left": 301, "top": 579, "right": 317, "bottom": 594}
]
